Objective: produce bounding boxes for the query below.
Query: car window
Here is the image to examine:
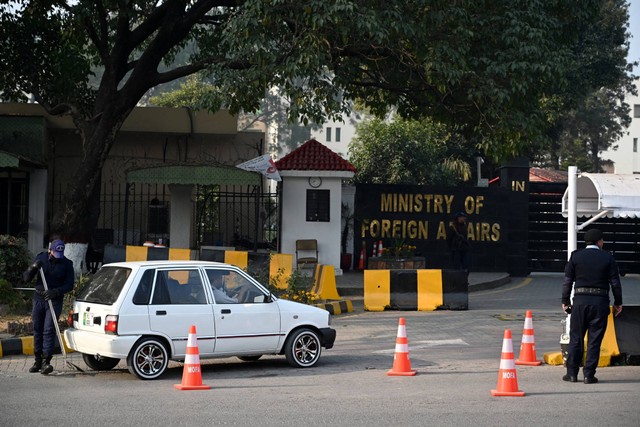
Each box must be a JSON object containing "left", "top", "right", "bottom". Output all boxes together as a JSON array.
[
  {"left": 205, "top": 269, "right": 267, "bottom": 304},
  {"left": 132, "top": 270, "right": 154, "bottom": 305},
  {"left": 151, "top": 269, "right": 207, "bottom": 305},
  {"left": 75, "top": 267, "right": 132, "bottom": 305}
]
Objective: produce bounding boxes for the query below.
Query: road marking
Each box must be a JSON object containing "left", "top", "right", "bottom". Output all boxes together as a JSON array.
[
  {"left": 374, "top": 338, "right": 468, "bottom": 353},
  {"left": 474, "top": 277, "right": 533, "bottom": 296}
]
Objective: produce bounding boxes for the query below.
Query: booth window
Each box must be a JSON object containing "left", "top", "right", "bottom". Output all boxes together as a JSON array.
[
  {"left": 306, "top": 190, "right": 330, "bottom": 222},
  {"left": 148, "top": 198, "right": 168, "bottom": 234}
]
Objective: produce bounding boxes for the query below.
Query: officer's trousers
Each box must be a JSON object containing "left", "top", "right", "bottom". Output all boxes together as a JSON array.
[
  {"left": 32, "top": 297, "right": 63, "bottom": 357},
  {"left": 566, "top": 303, "right": 610, "bottom": 378}
]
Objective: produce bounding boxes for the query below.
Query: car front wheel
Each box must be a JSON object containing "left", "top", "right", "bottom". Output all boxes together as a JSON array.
[
  {"left": 284, "top": 328, "right": 321, "bottom": 368},
  {"left": 127, "top": 337, "right": 169, "bottom": 380},
  {"left": 82, "top": 353, "right": 120, "bottom": 371}
]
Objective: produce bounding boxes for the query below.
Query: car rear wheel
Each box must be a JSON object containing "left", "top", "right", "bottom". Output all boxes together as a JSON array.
[
  {"left": 237, "top": 355, "right": 262, "bottom": 362},
  {"left": 127, "top": 337, "right": 169, "bottom": 380},
  {"left": 284, "top": 328, "right": 321, "bottom": 368},
  {"left": 82, "top": 354, "right": 120, "bottom": 371}
]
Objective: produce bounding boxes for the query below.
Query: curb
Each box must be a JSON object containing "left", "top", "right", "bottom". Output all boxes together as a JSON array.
[
  {"left": 314, "top": 299, "right": 354, "bottom": 315},
  {"left": 468, "top": 275, "right": 512, "bottom": 292},
  {"left": 0, "top": 335, "right": 73, "bottom": 358}
]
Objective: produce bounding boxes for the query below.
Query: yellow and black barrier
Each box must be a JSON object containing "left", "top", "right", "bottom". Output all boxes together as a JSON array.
[
  {"left": 0, "top": 336, "right": 73, "bottom": 357},
  {"left": 104, "top": 244, "right": 196, "bottom": 264},
  {"left": 311, "top": 264, "right": 353, "bottom": 314},
  {"left": 103, "top": 244, "right": 292, "bottom": 290},
  {"left": 544, "top": 305, "right": 640, "bottom": 367},
  {"left": 364, "top": 269, "right": 468, "bottom": 311}
]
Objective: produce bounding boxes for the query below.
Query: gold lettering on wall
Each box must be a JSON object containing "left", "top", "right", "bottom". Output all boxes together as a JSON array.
[{"left": 512, "top": 181, "right": 526, "bottom": 192}]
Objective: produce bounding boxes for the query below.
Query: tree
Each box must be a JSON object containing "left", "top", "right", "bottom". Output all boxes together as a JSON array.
[
  {"left": 0, "top": 0, "right": 609, "bottom": 244},
  {"left": 349, "top": 117, "right": 473, "bottom": 186},
  {"left": 532, "top": 0, "right": 637, "bottom": 171},
  {"left": 558, "top": 88, "right": 632, "bottom": 172}
]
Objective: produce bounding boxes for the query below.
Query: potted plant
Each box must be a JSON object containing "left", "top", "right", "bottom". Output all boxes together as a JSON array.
[{"left": 340, "top": 203, "right": 354, "bottom": 271}]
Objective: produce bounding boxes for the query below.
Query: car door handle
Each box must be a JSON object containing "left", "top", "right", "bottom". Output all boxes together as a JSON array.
[
  {"left": 156, "top": 310, "right": 167, "bottom": 315},
  {"left": 221, "top": 309, "right": 231, "bottom": 314}
]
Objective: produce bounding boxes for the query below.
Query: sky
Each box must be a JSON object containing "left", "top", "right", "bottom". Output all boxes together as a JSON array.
[{"left": 630, "top": 0, "right": 640, "bottom": 70}]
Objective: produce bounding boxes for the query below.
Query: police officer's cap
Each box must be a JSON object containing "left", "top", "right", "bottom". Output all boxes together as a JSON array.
[
  {"left": 584, "top": 228, "right": 603, "bottom": 244},
  {"left": 455, "top": 211, "right": 467, "bottom": 218}
]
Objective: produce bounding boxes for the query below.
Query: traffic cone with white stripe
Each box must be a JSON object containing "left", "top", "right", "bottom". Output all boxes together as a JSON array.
[
  {"left": 387, "top": 317, "right": 417, "bottom": 376},
  {"left": 358, "top": 242, "right": 365, "bottom": 270},
  {"left": 174, "top": 325, "right": 211, "bottom": 390},
  {"left": 491, "top": 329, "right": 525, "bottom": 396},
  {"left": 515, "top": 310, "right": 542, "bottom": 366}
]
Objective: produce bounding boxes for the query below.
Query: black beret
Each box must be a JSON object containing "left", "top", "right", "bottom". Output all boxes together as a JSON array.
[{"left": 584, "top": 228, "right": 603, "bottom": 244}]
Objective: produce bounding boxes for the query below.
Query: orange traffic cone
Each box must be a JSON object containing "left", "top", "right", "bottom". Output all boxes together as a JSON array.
[
  {"left": 491, "top": 329, "right": 525, "bottom": 396},
  {"left": 516, "top": 310, "right": 542, "bottom": 366},
  {"left": 174, "top": 325, "right": 211, "bottom": 390},
  {"left": 358, "top": 243, "right": 365, "bottom": 270},
  {"left": 378, "top": 240, "right": 383, "bottom": 255},
  {"left": 387, "top": 317, "right": 417, "bottom": 376}
]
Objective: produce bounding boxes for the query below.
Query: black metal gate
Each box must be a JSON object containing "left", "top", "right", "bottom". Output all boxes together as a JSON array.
[
  {"left": 194, "top": 184, "right": 278, "bottom": 251},
  {"left": 528, "top": 182, "right": 640, "bottom": 274},
  {"left": 51, "top": 183, "right": 279, "bottom": 251}
]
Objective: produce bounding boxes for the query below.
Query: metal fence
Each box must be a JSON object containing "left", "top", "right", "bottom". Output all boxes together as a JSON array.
[{"left": 50, "top": 183, "right": 279, "bottom": 252}]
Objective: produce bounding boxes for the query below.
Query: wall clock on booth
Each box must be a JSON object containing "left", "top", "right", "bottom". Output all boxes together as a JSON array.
[{"left": 308, "top": 177, "right": 322, "bottom": 188}]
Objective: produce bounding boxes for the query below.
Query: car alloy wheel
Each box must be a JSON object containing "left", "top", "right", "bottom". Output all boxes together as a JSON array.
[
  {"left": 127, "top": 337, "right": 169, "bottom": 380},
  {"left": 285, "top": 328, "right": 321, "bottom": 368}
]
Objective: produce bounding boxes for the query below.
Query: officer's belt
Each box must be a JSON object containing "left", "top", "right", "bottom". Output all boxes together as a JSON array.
[{"left": 574, "top": 287, "right": 608, "bottom": 296}]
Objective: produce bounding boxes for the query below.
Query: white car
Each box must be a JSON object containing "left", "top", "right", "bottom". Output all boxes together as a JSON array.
[{"left": 64, "top": 261, "right": 336, "bottom": 380}]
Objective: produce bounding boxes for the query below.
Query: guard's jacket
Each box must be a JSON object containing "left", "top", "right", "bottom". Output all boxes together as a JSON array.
[
  {"left": 562, "top": 246, "right": 623, "bottom": 306},
  {"left": 27, "top": 251, "right": 75, "bottom": 302}
]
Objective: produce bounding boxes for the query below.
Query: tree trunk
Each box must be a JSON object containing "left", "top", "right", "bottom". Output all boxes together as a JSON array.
[{"left": 50, "top": 107, "right": 130, "bottom": 254}]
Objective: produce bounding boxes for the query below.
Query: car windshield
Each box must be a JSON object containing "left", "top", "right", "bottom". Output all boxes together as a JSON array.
[{"left": 75, "top": 266, "right": 132, "bottom": 305}]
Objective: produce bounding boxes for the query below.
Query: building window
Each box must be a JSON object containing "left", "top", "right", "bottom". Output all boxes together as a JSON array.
[
  {"left": 635, "top": 105, "right": 640, "bottom": 118},
  {"left": 634, "top": 138, "right": 638, "bottom": 153},
  {"left": 325, "top": 127, "right": 332, "bottom": 142},
  {"left": 335, "top": 127, "right": 341, "bottom": 142},
  {"left": 306, "top": 190, "right": 330, "bottom": 222}
]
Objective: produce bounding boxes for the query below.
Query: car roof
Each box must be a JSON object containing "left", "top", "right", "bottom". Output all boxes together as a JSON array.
[{"left": 101, "top": 260, "right": 232, "bottom": 269}]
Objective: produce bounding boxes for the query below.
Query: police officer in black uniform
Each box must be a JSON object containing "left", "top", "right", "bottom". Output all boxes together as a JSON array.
[
  {"left": 561, "top": 229, "right": 623, "bottom": 384},
  {"left": 23, "top": 239, "right": 74, "bottom": 374}
]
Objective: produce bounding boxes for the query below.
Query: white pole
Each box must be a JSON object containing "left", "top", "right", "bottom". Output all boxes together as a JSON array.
[
  {"left": 564, "top": 166, "right": 578, "bottom": 340},
  {"left": 567, "top": 166, "right": 578, "bottom": 259}
]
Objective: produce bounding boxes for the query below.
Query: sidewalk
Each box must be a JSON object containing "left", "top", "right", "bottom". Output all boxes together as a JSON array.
[{"left": 336, "top": 270, "right": 510, "bottom": 296}]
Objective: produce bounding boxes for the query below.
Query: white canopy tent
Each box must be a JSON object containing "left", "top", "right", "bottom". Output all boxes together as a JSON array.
[{"left": 562, "top": 167, "right": 640, "bottom": 256}]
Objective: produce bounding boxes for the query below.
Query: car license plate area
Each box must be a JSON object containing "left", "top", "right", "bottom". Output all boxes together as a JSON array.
[{"left": 83, "top": 312, "right": 94, "bottom": 326}]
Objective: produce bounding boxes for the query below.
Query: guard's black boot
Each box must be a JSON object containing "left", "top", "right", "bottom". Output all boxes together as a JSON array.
[
  {"left": 41, "top": 354, "right": 53, "bottom": 375},
  {"left": 28, "top": 355, "right": 43, "bottom": 373}
]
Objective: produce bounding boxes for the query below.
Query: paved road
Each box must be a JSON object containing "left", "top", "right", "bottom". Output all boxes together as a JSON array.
[{"left": 1, "top": 273, "right": 638, "bottom": 426}]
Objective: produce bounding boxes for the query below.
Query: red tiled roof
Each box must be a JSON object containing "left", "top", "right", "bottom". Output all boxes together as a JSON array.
[
  {"left": 529, "top": 168, "right": 568, "bottom": 183},
  {"left": 275, "top": 139, "right": 356, "bottom": 172}
]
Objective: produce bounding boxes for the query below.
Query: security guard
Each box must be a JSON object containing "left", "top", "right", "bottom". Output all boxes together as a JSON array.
[
  {"left": 22, "top": 239, "right": 75, "bottom": 374},
  {"left": 561, "top": 228, "right": 623, "bottom": 384}
]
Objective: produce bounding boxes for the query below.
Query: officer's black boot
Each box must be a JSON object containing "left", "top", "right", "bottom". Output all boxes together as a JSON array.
[
  {"left": 41, "top": 354, "right": 53, "bottom": 375},
  {"left": 28, "top": 354, "right": 43, "bottom": 373}
]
